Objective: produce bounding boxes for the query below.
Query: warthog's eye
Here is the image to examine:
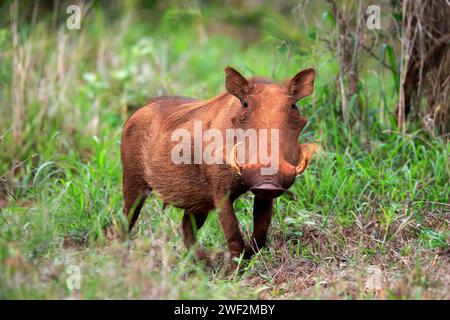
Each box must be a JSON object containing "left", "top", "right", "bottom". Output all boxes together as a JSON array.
[
  {"left": 238, "top": 101, "right": 250, "bottom": 123},
  {"left": 288, "top": 103, "right": 302, "bottom": 128}
]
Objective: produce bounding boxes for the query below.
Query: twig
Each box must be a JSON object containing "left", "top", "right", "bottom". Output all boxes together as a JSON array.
[
  {"left": 412, "top": 201, "right": 450, "bottom": 208},
  {"left": 361, "top": 44, "right": 397, "bottom": 73},
  {"left": 0, "top": 153, "right": 39, "bottom": 179}
]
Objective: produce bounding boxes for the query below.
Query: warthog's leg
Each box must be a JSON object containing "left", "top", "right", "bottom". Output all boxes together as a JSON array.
[
  {"left": 181, "top": 211, "right": 209, "bottom": 261},
  {"left": 244, "top": 197, "right": 273, "bottom": 258},
  {"left": 218, "top": 200, "right": 246, "bottom": 262},
  {"left": 122, "top": 171, "right": 150, "bottom": 237}
]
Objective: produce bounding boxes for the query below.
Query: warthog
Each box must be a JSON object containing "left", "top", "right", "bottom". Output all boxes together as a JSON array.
[{"left": 121, "top": 66, "right": 318, "bottom": 264}]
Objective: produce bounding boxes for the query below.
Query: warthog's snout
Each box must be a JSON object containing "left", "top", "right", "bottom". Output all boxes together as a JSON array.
[{"left": 251, "top": 182, "right": 286, "bottom": 199}]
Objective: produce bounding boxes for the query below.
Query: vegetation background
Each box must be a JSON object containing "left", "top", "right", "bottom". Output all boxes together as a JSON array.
[{"left": 0, "top": 0, "right": 448, "bottom": 299}]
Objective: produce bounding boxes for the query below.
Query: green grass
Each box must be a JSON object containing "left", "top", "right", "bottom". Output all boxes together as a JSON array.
[{"left": 0, "top": 2, "right": 449, "bottom": 299}]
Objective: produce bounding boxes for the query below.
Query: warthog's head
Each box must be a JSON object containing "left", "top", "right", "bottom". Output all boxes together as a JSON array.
[{"left": 225, "top": 66, "right": 318, "bottom": 199}]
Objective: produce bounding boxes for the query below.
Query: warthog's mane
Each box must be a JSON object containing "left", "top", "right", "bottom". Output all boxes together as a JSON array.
[
  {"left": 161, "top": 93, "right": 232, "bottom": 129},
  {"left": 158, "top": 77, "right": 283, "bottom": 129}
]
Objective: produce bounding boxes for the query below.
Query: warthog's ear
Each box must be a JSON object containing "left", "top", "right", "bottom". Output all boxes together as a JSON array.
[
  {"left": 225, "top": 66, "right": 249, "bottom": 101},
  {"left": 289, "top": 68, "right": 316, "bottom": 101}
]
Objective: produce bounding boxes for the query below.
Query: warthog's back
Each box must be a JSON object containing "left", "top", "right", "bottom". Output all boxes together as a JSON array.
[{"left": 121, "top": 96, "right": 215, "bottom": 211}]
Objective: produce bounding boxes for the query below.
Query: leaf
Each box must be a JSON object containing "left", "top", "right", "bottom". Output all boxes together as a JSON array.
[
  {"left": 284, "top": 217, "right": 298, "bottom": 225},
  {"left": 381, "top": 44, "right": 399, "bottom": 92},
  {"left": 321, "top": 11, "right": 336, "bottom": 26}
]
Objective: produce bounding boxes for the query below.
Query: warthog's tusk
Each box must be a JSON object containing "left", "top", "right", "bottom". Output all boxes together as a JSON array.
[
  {"left": 230, "top": 142, "right": 242, "bottom": 175},
  {"left": 295, "top": 143, "right": 319, "bottom": 176}
]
